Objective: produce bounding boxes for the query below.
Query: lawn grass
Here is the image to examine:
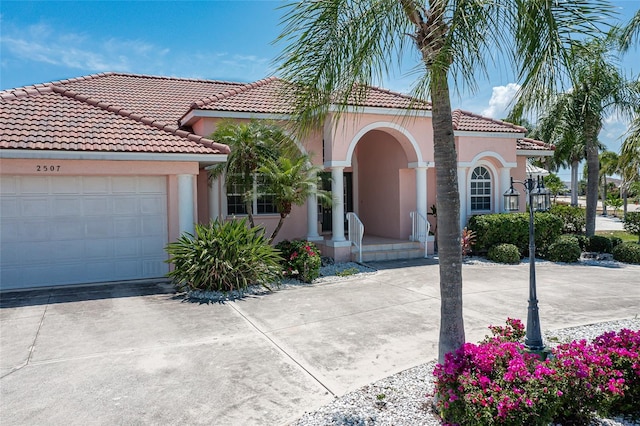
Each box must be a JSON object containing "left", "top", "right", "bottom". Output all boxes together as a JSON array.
[{"left": 595, "top": 230, "right": 638, "bottom": 243}]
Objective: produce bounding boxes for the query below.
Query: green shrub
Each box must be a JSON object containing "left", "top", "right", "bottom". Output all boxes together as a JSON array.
[
  {"left": 609, "top": 236, "right": 623, "bottom": 249},
  {"left": 275, "top": 239, "right": 322, "bottom": 283},
  {"left": 546, "top": 236, "right": 581, "bottom": 263},
  {"left": 623, "top": 211, "right": 640, "bottom": 243},
  {"left": 612, "top": 242, "right": 640, "bottom": 264},
  {"left": 573, "top": 234, "right": 589, "bottom": 250},
  {"left": 550, "top": 204, "right": 586, "bottom": 234},
  {"left": 586, "top": 235, "right": 613, "bottom": 253},
  {"left": 487, "top": 243, "right": 521, "bottom": 264},
  {"left": 165, "top": 219, "right": 282, "bottom": 292},
  {"left": 468, "top": 212, "right": 563, "bottom": 256}
]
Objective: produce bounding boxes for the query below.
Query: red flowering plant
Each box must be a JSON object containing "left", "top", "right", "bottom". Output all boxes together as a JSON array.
[
  {"left": 592, "top": 328, "right": 640, "bottom": 415},
  {"left": 434, "top": 319, "right": 560, "bottom": 425},
  {"left": 433, "top": 319, "right": 638, "bottom": 425},
  {"left": 274, "top": 239, "right": 322, "bottom": 283}
]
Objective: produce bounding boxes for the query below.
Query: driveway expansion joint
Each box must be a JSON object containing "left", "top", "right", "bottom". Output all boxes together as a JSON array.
[{"left": 228, "top": 302, "right": 337, "bottom": 398}]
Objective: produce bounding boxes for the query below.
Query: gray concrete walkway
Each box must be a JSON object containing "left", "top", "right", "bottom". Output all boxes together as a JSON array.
[{"left": 1, "top": 260, "right": 639, "bottom": 425}]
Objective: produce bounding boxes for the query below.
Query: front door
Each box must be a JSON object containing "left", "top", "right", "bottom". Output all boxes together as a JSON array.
[{"left": 320, "top": 172, "right": 353, "bottom": 233}]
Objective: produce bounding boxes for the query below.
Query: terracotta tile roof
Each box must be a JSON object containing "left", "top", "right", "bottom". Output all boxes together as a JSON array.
[
  {"left": 193, "top": 77, "right": 296, "bottom": 114},
  {"left": 192, "top": 77, "right": 433, "bottom": 114},
  {"left": 54, "top": 72, "right": 245, "bottom": 124},
  {"left": 517, "top": 137, "right": 555, "bottom": 152},
  {"left": 0, "top": 85, "right": 228, "bottom": 154},
  {"left": 1, "top": 72, "right": 544, "bottom": 157},
  {"left": 452, "top": 109, "right": 527, "bottom": 133}
]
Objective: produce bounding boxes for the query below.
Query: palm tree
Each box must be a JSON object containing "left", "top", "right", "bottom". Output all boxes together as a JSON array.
[
  {"left": 528, "top": 98, "right": 586, "bottom": 207},
  {"left": 208, "top": 120, "right": 297, "bottom": 228},
  {"left": 258, "top": 155, "right": 330, "bottom": 242},
  {"left": 521, "top": 37, "right": 638, "bottom": 236},
  {"left": 599, "top": 150, "right": 619, "bottom": 216},
  {"left": 619, "top": 117, "right": 640, "bottom": 216},
  {"left": 572, "top": 39, "right": 638, "bottom": 235},
  {"left": 275, "top": 0, "right": 612, "bottom": 362}
]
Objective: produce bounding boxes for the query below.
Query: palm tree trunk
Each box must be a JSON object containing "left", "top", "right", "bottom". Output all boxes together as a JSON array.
[
  {"left": 430, "top": 69, "right": 465, "bottom": 363},
  {"left": 585, "top": 131, "right": 599, "bottom": 236},
  {"left": 571, "top": 160, "right": 579, "bottom": 207},
  {"left": 602, "top": 176, "right": 608, "bottom": 216},
  {"left": 270, "top": 215, "right": 286, "bottom": 243}
]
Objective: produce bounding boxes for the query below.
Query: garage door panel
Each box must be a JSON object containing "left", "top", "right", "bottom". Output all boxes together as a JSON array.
[
  {"left": 53, "top": 197, "right": 82, "bottom": 216},
  {"left": 83, "top": 197, "right": 111, "bottom": 215},
  {"left": 51, "top": 176, "right": 81, "bottom": 194},
  {"left": 140, "top": 197, "right": 165, "bottom": 214},
  {"left": 138, "top": 176, "right": 166, "bottom": 193},
  {"left": 1, "top": 176, "right": 17, "bottom": 194},
  {"left": 113, "top": 217, "right": 140, "bottom": 237},
  {"left": 85, "top": 240, "right": 113, "bottom": 258},
  {"left": 18, "top": 221, "right": 50, "bottom": 242},
  {"left": 114, "top": 238, "right": 140, "bottom": 257},
  {"left": 83, "top": 176, "right": 110, "bottom": 194},
  {"left": 51, "top": 218, "right": 86, "bottom": 240},
  {"left": 85, "top": 220, "right": 113, "bottom": 238},
  {"left": 20, "top": 176, "right": 49, "bottom": 194},
  {"left": 142, "top": 217, "right": 166, "bottom": 235},
  {"left": 22, "top": 198, "right": 50, "bottom": 217},
  {"left": 112, "top": 196, "right": 137, "bottom": 214},
  {"left": 112, "top": 177, "right": 137, "bottom": 193},
  {"left": 1, "top": 218, "right": 19, "bottom": 242},
  {"left": 1, "top": 175, "right": 169, "bottom": 290},
  {"left": 1, "top": 197, "right": 18, "bottom": 217}
]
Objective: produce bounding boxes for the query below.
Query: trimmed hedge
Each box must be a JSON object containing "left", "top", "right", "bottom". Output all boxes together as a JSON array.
[
  {"left": 549, "top": 204, "right": 586, "bottom": 234},
  {"left": 546, "top": 235, "right": 581, "bottom": 263},
  {"left": 487, "top": 243, "right": 521, "bottom": 264},
  {"left": 612, "top": 242, "right": 640, "bottom": 264},
  {"left": 467, "top": 212, "right": 563, "bottom": 256},
  {"left": 623, "top": 211, "right": 640, "bottom": 243},
  {"left": 586, "top": 235, "right": 613, "bottom": 253}
]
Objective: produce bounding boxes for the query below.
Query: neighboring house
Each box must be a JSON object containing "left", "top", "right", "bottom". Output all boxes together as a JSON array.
[{"left": 0, "top": 72, "right": 553, "bottom": 291}]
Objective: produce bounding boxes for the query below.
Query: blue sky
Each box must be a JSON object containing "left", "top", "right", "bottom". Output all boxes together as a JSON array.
[{"left": 1, "top": 0, "right": 638, "bottom": 180}]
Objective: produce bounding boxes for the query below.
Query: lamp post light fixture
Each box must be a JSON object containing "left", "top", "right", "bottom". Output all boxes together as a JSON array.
[{"left": 503, "top": 175, "right": 551, "bottom": 352}]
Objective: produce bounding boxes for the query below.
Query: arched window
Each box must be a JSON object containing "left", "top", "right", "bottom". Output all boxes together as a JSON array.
[{"left": 470, "top": 166, "right": 491, "bottom": 211}]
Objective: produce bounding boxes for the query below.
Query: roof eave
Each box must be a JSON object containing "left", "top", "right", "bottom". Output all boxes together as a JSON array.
[
  {"left": 517, "top": 149, "right": 555, "bottom": 157},
  {"left": 0, "top": 149, "right": 228, "bottom": 165}
]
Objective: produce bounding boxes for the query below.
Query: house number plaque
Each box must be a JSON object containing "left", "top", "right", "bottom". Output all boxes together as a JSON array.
[{"left": 36, "top": 165, "right": 61, "bottom": 172}]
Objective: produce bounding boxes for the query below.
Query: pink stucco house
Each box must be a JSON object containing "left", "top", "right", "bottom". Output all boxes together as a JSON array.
[{"left": 0, "top": 72, "right": 553, "bottom": 291}]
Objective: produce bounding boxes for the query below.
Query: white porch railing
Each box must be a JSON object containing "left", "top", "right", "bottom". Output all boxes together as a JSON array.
[
  {"left": 346, "top": 212, "right": 364, "bottom": 263},
  {"left": 410, "top": 211, "right": 431, "bottom": 258}
]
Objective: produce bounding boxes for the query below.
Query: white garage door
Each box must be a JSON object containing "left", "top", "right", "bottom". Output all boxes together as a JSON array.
[{"left": 1, "top": 175, "right": 169, "bottom": 290}]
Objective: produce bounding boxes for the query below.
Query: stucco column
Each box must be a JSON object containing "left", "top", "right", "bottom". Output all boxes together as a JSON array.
[
  {"left": 500, "top": 167, "right": 512, "bottom": 212},
  {"left": 331, "top": 166, "right": 346, "bottom": 242},
  {"left": 306, "top": 169, "right": 322, "bottom": 241},
  {"left": 208, "top": 177, "right": 220, "bottom": 222},
  {"left": 457, "top": 166, "right": 468, "bottom": 230},
  {"left": 178, "top": 174, "right": 195, "bottom": 236},
  {"left": 415, "top": 166, "right": 428, "bottom": 217}
]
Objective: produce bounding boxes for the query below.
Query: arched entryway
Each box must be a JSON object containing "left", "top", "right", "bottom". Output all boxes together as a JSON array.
[{"left": 354, "top": 129, "right": 412, "bottom": 239}]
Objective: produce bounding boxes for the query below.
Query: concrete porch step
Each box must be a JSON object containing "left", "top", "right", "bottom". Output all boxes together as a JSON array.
[
  {"left": 351, "top": 240, "right": 425, "bottom": 262},
  {"left": 355, "top": 248, "right": 426, "bottom": 262}
]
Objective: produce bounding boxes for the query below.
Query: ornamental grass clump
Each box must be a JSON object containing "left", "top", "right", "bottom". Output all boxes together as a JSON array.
[
  {"left": 433, "top": 319, "right": 639, "bottom": 426},
  {"left": 275, "top": 239, "right": 322, "bottom": 283},
  {"left": 165, "top": 219, "right": 282, "bottom": 292}
]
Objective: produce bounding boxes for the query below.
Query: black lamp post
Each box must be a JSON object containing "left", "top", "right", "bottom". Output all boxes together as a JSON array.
[{"left": 503, "top": 175, "right": 551, "bottom": 351}]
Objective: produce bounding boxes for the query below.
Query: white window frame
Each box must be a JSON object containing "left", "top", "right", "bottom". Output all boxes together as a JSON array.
[
  {"left": 470, "top": 166, "right": 492, "bottom": 212},
  {"left": 225, "top": 173, "right": 277, "bottom": 216}
]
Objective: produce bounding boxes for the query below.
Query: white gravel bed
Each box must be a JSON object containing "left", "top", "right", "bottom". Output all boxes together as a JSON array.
[
  {"left": 183, "top": 262, "right": 376, "bottom": 302},
  {"left": 294, "top": 319, "right": 640, "bottom": 426}
]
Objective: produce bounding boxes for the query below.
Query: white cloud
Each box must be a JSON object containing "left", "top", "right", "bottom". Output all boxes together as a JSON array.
[{"left": 482, "top": 83, "right": 521, "bottom": 119}]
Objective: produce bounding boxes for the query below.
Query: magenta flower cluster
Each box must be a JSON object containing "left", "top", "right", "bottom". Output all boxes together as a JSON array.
[{"left": 433, "top": 319, "right": 640, "bottom": 426}]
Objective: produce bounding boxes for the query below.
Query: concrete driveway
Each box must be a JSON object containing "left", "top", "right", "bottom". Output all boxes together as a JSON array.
[{"left": 1, "top": 259, "right": 639, "bottom": 425}]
